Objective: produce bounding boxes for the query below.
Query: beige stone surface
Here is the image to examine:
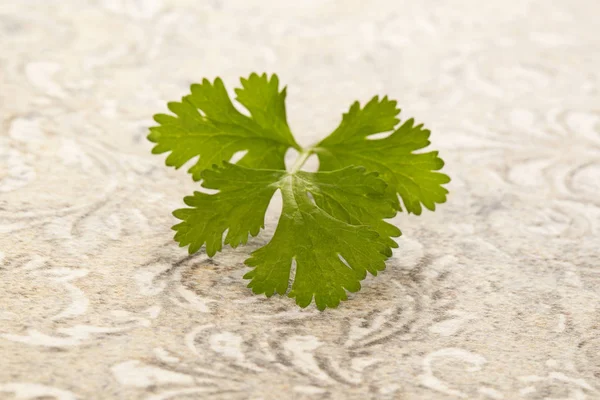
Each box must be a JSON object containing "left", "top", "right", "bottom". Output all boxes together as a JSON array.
[{"left": 1, "top": 0, "right": 599, "bottom": 399}]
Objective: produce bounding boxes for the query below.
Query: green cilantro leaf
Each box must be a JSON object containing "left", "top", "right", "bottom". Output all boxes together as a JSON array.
[
  {"left": 173, "top": 163, "right": 400, "bottom": 310},
  {"left": 314, "top": 96, "right": 451, "bottom": 215},
  {"left": 148, "top": 73, "right": 300, "bottom": 180},
  {"left": 149, "top": 73, "right": 450, "bottom": 310},
  {"left": 172, "top": 163, "right": 284, "bottom": 256}
]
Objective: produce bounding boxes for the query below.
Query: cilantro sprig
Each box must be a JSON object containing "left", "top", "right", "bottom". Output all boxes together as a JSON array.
[{"left": 149, "top": 73, "right": 449, "bottom": 310}]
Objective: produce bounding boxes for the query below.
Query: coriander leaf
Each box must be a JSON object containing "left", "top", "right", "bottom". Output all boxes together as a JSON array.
[
  {"left": 172, "top": 163, "right": 399, "bottom": 310},
  {"left": 302, "top": 168, "right": 401, "bottom": 249},
  {"left": 172, "top": 163, "right": 284, "bottom": 256},
  {"left": 244, "top": 167, "right": 400, "bottom": 311},
  {"left": 148, "top": 73, "right": 300, "bottom": 180},
  {"left": 152, "top": 73, "right": 451, "bottom": 310},
  {"left": 314, "top": 96, "right": 450, "bottom": 215}
]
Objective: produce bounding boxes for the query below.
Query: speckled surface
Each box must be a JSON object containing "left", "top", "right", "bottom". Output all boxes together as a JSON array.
[{"left": 1, "top": 0, "right": 600, "bottom": 399}]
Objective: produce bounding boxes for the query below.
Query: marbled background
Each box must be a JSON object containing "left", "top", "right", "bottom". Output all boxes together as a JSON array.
[{"left": 1, "top": 0, "right": 599, "bottom": 399}]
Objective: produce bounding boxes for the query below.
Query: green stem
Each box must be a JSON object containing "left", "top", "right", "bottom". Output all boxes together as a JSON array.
[{"left": 289, "top": 148, "right": 314, "bottom": 173}]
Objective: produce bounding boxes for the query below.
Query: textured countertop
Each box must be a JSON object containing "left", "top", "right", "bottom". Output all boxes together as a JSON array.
[{"left": 1, "top": 1, "right": 599, "bottom": 399}]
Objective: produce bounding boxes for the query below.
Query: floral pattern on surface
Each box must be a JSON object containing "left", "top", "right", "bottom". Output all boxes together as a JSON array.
[{"left": 1, "top": 0, "right": 599, "bottom": 398}]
